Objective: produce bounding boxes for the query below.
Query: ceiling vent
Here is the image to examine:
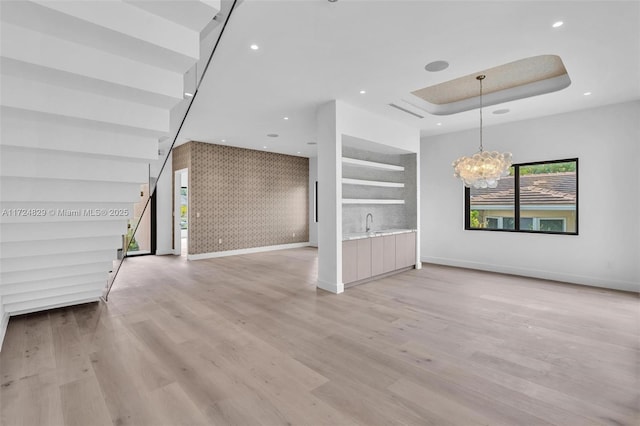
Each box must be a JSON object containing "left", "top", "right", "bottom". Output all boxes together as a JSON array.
[
  {"left": 388, "top": 103, "right": 424, "bottom": 119},
  {"left": 410, "top": 54, "right": 571, "bottom": 115}
]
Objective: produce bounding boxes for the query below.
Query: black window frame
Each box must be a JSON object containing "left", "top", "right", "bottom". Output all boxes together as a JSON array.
[{"left": 465, "top": 158, "right": 578, "bottom": 235}]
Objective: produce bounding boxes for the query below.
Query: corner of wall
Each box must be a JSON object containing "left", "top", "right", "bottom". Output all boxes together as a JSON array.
[
  {"left": 316, "top": 279, "right": 344, "bottom": 294},
  {"left": 0, "top": 309, "right": 9, "bottom": 351}
]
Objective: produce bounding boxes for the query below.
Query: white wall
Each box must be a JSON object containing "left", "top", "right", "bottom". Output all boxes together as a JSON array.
[
  {"left": 421, "top": 101, "right": 640, "bottom": 292},
  {"left": 155, "top": 152, "right": 174, "bottom": 255},
  {"left": 309, "top": 156, "right": 318, "bottom": 247},
  {"left": 317, "top": 101, "right": 342, "bottom": 293},
  {"left": 337, "top": 102, "right": 419, "bottom": 153}
]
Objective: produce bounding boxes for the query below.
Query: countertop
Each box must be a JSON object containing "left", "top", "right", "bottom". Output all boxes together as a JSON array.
[{"left": 343, "top": 228, "right": 416, "bottom": 241}]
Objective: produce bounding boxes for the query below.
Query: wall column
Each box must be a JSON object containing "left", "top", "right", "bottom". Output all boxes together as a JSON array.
[{"left": 316, "top": 101, "right": 343, "bottom": 293}]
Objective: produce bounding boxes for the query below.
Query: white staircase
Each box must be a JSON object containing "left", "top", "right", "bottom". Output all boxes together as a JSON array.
[{"left": 0, "top": 0, "right": 222, "bottom": 345}]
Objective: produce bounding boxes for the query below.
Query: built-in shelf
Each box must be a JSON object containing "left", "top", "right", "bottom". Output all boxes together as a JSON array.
[
  {"left": 342, "top": 199, "right": 405, "bottom": 205},
  {"left": 342, "top": 157, "right": 405, "bottom": 171},
  {"left": 342, "top": 178, "right": 404, "bottom": 188}
]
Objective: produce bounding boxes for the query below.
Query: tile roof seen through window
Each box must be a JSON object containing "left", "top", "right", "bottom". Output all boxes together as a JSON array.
[{"left": 471, "top": 172, "right": 576, "bottom": 205}]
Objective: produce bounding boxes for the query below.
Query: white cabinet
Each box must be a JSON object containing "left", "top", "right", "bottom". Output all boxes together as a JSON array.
[
  {"left": 343, "top": 238, "right": 373, "bottom": 283},
  {"left": 342, "top": 240, "right": 358, "bottom": 284},
  {"left": 342, "top": 231, "right": 415, "bottom": 285},
  {"left": 371, "top": 236, "right": 384, "bottom": 276},
  {"left": 382, "top": 234, "right": 397, "bottom": 273},
  {"left": 395, "top": 232, "right": 416, "bottom": 269},
  {"left": 357, "top": 238, "right": 372, "bottom": 281}
]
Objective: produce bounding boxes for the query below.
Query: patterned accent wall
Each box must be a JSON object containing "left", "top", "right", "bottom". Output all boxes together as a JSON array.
[
  {"left": 172, "top": 143, "right": 191, "bottom": 172},
  {"left": 175, "top": 142, "right": 309, "bottom": 255}
]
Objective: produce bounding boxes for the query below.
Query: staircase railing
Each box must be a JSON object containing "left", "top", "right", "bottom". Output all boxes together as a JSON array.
[{"left": 103, "top": 0, "right": 241, "bottom": 301}]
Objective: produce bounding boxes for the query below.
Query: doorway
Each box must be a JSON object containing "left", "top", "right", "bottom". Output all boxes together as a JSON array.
[
  {"left": 174, "top": 169, "right": 188, "bottom": 256},
  {"left": 127, "top": 183, "right": 152, "bottom": 256}
]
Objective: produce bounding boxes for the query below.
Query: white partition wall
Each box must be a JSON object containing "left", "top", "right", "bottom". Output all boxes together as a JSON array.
[
  {"left": 317, "top": 101, "right": 343, "bottom": 293},
  {"left": 316, "top": 100, "right": 420, "bottom": 293}
]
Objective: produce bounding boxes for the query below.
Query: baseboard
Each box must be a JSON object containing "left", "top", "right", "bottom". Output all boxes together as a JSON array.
[
  {"left": 0, "top": 312, "right": 9, "bottom": 352},
  {"left": 421, "top": 256, "right": 639, "bottom": 293},
  {"left": 344, "top": 266, "right": 414, "bottom": 289},
  {"left": 316, "top": 279, "right": 344, "bottom": 294},
  {"left": 155, "top": 249, "right": 174, "bottom": 255},
  {"left": 188, "top": 242, "right": 311, "bottom": 261}
]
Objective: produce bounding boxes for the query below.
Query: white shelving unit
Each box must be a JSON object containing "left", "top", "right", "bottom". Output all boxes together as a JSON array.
[
  {"left": 342, "top": 199, "right": 405, "bottom": 205},
  {"left": 342, "top": 178, "right": 404, "bottom": 188},
  {"left": 342, "top": 157, "right": 405, "bottom": 171},
  {"left": 341, "top": 156, "right": 406, "bottom": 205}
]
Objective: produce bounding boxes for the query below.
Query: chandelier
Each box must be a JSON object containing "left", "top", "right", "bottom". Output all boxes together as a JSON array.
[{"left": 452, "top": 75, "right": 512, "bottom": 189}]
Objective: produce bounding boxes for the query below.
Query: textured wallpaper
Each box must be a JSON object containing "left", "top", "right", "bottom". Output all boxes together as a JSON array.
[
  {"left": 174, "top": 142, "right": 309, "bottom": 255},
  {"left": 172, "top": 143, "right": 190, "bottom": 172}
]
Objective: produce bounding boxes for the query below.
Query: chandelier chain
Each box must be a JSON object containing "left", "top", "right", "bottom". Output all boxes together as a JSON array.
[
  {"left": 477, "top": 74, "right": 485, "bottom": 152},
  {"left": 452, "top": 73, "right": 512, "bottom": 189}
]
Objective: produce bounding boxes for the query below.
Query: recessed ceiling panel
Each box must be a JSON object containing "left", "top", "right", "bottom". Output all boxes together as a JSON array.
[{"left": 410, "top": 55, "right": 571, "bottom": 115}]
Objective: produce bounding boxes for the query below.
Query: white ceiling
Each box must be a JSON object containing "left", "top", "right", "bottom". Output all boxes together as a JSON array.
[{"left": 180, "top": 0, "right": 640, "bottom": 157}]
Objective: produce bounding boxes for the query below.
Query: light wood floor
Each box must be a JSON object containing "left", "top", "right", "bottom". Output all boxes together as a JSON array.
[{"left": 1, "top": 248, "right": 638, "bottom": 426}]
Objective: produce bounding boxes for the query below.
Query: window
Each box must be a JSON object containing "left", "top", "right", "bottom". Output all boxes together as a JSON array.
[
  {"left": 477, "top": 216, "right": 565, "bottom": 231},
  {"left": 539, "top": 218, "right": 566, "bottom": 232},
  {"left": 485, "top": 216, "right": 515, "bottom": 230},
  {"left": 486, "top": 217, "right": 500, "bottom": 229},
  {"left": 465, "top": 158, "right": 578, "bottom": 235},
  {"left": 520, "top": 217, "right": 534, "bottom": 230},
  {"left": 503, "top": 217, "right": 515, "bottom": 230}
]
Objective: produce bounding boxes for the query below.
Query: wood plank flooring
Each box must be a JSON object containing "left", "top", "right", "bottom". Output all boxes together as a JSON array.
[{"left": 1, "top": 247, "right": 638, "bottom": 425}]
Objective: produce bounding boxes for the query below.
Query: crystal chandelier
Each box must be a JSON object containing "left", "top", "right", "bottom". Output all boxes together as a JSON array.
[{"left": 452, "top": 75, "right": 512, "bottom": 189}]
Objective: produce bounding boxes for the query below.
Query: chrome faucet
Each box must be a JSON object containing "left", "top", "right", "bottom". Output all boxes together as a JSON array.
[{"left": 366, "top": 213, "right": 373, "bottom": 233}]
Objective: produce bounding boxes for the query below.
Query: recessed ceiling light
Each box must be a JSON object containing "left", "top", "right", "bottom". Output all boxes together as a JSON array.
[
  {"left": 552, "top": 21, "right": 564, "bottom": 28},
  {"left": 250, "top": 44, "right": 259, "bottom": 50},
  {"left": 297, "top": 151, "right": 301, "bottom": 154},
  {"left": 263, "top": 146, "right": 267, "bottom": 149},
  {"left": 359, "top": 90, "right": 366, "bottom": 94},
  {"left": 283, "top": 117, "right": 289, "bottom": 120},
  {"left": 267, "top": 133, "right": 279, "bottom": 138},
  {"left": 583, "top": 91, "right": 592, "bottom": 96},
  {"left": 221, "top": 139, "right": 226, "bottom": 142},
  {"left": 493, "top": 108, "right": 510, "bottom": 115},
  {"left": 425, "top": 60, "right": 449, "bottom": 72},
  {"left": 436, "top": 122, "right": 442, "bottom": 126},
  {"left": 184, "top": 92, "right": 194, "bottom": 98}
]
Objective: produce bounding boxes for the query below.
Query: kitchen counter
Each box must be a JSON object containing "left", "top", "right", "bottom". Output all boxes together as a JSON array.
[
  {"left": 343, "top": 228, "right": 416, "bottom": 241},
  {"left": 342, "top": 229, "right": 416, "bottom": 285}
]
